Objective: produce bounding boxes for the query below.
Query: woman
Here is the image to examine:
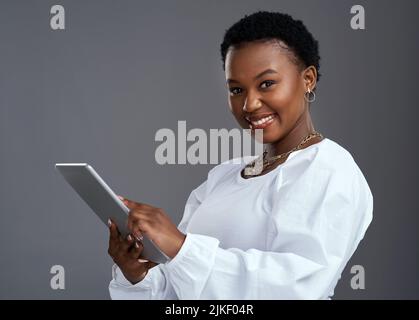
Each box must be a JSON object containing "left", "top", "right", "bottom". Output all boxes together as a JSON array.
[{"left": 107, "top": 11, "right": 373, "bottom": 299}]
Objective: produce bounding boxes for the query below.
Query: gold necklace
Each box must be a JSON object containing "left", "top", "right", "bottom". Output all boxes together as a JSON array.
[{"left": 243, "top": 131, "right": 324, "bottom": 178}]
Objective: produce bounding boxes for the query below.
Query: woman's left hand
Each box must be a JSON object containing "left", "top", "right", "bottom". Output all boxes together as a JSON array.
[{"left": 118, "top": 195, "right": 186, "bottom": 259}]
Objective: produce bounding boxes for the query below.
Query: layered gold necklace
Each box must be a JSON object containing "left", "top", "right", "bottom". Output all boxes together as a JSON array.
[{"left": 243, "top": 131, "right": 324, "bottom": 178}]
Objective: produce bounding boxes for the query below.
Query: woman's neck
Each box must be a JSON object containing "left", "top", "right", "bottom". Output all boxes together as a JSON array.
[{"left": 264, "top": 109, "right": 318, "bottom": 158}]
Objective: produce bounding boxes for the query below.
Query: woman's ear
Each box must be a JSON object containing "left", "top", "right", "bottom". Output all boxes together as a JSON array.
[{"left": 302, "top": 66, "right": 317, "bottom": 91}]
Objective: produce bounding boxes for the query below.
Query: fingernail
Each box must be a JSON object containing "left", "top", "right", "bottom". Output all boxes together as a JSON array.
[
  {"left": 127, "top": 234, "right": 132, "bottom": 241},
  {"left": 135, "top": 235, "right": 143, "bottom": 242},
  {"left": 107, "top": 219, "right": 112, "bottom": 227},
  {"left": 138, "top": 259, "right": 149, "bottom": 263},
  {"left": 135, "top": 242, "right": 140, "bottom": 249}
]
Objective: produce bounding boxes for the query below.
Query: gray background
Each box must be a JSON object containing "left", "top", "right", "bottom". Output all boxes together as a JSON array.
[{"left": 0, "top": 0, "right": 418, "bottom": 299}]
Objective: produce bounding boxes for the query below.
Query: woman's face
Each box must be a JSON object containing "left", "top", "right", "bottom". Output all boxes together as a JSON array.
[{"left": 225, "top": 40, "right": 314, "bottom": 144}]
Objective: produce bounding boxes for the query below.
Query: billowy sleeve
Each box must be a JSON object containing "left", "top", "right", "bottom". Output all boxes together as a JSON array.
[
  {"left": 108, "top": 179, "right": 208, "bottom": 300},
  {"left": 163, "top": 164, "right": 373, "bottom": 299}
]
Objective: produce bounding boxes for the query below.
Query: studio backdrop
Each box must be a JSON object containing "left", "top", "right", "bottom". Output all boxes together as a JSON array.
[{"left": 0, "top": 0, "right": 418, "bottom": 299}]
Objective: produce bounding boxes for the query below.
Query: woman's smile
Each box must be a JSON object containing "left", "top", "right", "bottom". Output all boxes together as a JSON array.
[{"left": 246, "top": 113, "right": 278, "bottom": 130}]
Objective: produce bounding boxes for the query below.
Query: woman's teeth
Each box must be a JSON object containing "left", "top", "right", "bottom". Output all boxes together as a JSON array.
[
  {"left": 248, "top": 114, "right": 276, "bottom": 128},
  {"left": 252, "top": 115, "right": 274, "bottom": 125}
]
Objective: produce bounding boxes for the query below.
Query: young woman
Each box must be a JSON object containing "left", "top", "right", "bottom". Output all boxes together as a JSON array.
[{"left": 107, "top": 11, "right": 373, "bottom": 299}]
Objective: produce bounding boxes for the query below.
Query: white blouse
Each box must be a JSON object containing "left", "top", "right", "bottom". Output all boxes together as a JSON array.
[{"left": 109, "top": 138, "right": 373, "bottom": 299}]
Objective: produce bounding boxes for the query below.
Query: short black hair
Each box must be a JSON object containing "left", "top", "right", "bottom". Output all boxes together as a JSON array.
[{"left": 220, "top": 11, "right": 321, "bottom": 81}]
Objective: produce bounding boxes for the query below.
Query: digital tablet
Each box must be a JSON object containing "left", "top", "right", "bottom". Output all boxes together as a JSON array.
[{"left": 55, "top": 163, "right": 169, "bottom": 264}]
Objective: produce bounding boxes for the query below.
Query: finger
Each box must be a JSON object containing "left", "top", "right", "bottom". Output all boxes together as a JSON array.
[
  {"left": 127, "top": 211, "right": 144, "bottom": 240},
  {"left": 127, "top": 217, "right": 145, "bottom": 240},
  {"left": 128, "top": 209, "right": 154, "bottom": 225},
  {"left": 131, "top": 210, "right": 154, "bottom": 234},
  {"left": 120, "top": 234, "right": 135, "bottom": 252},
  {"left": 108, "top": 219, "right": 120, "bottom": 241},
  {"left": 130, "top": 224, "right": 144, "bottom": 241},
  {"left": 108, "top": 237, "right": 117, "bottom": 258},
  {"left": 126, "top": 211, "right": 133, "bottom": 235},
  {"left": 122, "top": 197, "right": 154, "bottom": 211},
  {"left": 129, "top": 241, "right": 144, "bottom": 259},
  {"left": 121, "top": 197, "right": 141, "bottom": 210},
  {"left": 108, "top": 223, "right": 121, "bottom": 258}
]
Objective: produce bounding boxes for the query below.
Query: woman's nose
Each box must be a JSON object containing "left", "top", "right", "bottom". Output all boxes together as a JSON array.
[{"left": 243, "top": 96, "right": 263, "bottom": 113}]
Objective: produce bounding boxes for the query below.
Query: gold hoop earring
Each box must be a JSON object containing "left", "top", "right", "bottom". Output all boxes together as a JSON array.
[{"left": 304, "top": 88, "right": 316, "bottom": 103}]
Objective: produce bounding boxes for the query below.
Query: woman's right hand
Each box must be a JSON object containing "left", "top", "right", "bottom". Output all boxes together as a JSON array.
[{"left": 107, "top": 219, "right": 158, "bottom": 284}]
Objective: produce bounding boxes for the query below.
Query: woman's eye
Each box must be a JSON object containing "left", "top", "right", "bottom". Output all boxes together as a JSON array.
[
  {"left": 260, "top": 80, "right": 275, "bottom": 89},
  {"left": 229, "top": 87, "right": 242, "bottom": 95}
]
